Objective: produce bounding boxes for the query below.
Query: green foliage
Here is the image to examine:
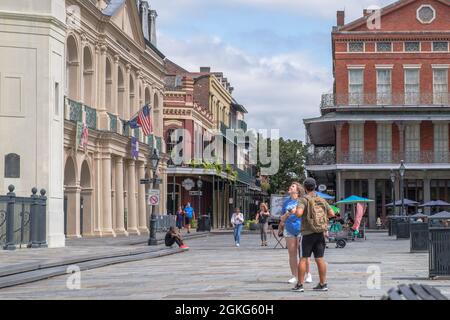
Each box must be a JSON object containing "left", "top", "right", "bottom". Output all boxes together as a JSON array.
[
  {"left": 190, "top": 218, "right": 197, "bottom": 229},
  {"left": 257, "top": 136, "right": 307, "bottom": 195}
]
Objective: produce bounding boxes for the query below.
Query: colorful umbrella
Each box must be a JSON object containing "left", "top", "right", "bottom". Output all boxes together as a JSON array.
[
  {"left": 336, "top": 195, "right": 374, "bottom": 204},
  {"left": 316, "top": 191, "right": 334, "bottom": 200},
  {"left": 385, "top": 199, "right": 419, "bottom": 207},
  {"left": 330, "top": 205, "right": 340, "bottom": 214}
]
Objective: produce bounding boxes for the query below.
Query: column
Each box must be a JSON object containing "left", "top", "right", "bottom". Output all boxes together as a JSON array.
[
  {"left": 113, "top": 55, "right": 119, "bottom": 115},
  {"left": 336, "top": 171, "right": 345, "bottom": 213},
  {"left": 127, "top": 160, "right": 139, "bottom": 234},
  {"left": 138, "top": 162, "right": 148, "bottom": 233},
  {"left": 80, "top": 189, "right": 94, "bottom": 237},
  {"left": 65, "top": 186, "right": 81, "bottom": 238},
  {"left": 396, "top": 122, "right": 405, "bottom": 160},
  {"left": 125, "top": 63, "right": 131, "bottom": 120},
  {"left": 115, "top": 158, "right": 128, "bottom": 235},
  {"left": 335, "top": 122, "right": 344, "bottom": 163},
  {"left": 102, "top": 154, "right": 115, "bottom": 236},
  {"left": 423, "top": 177, "right": 431, "bottom": 215},
  {"left": 368, "top": 178, "right": 376, "bottom": 229}
]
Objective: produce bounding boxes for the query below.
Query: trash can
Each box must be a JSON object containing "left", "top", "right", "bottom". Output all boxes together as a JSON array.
[
  {"left": 388, "top": 216, "right": 401, "bottom": 236},
  {"left": 196, "top": 215, "right": 211, "bottom": 232},
  {"left": 397, "top": 218, "right": 410, "bottom": 239},
  {"left": 428, "top": 211, "right": 450, "bottom": 278},
  {"left": 410, "top": 222, "right": 428, "bottom": 252}
]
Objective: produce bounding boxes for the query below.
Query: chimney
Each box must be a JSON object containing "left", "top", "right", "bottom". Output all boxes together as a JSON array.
[
  {"left": 337, "top": 10, "right": 345, "bottom": 27},
  {"left": 200, "top": 67, "right": 210, "bottom": 73},
  {"left": 148, "top": 9, "right": 158, "bottom": 47},
  {"left": 140, "top": 0, "right": 150, "bottom": 41}
]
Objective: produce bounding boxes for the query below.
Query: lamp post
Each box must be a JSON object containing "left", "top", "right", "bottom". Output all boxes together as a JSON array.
[
  {"left": 148, "top": 148, "right": 161, "bottom": 246},
  {"left": 390, "top": 169, "right": 396, "bottom": 215},
  {"left": 399, "top": 160, "right": 406, "bottom": 217}
]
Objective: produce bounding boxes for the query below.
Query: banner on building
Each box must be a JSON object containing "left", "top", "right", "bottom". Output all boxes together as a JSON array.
[{"left": 131, "top": 137, "right": 139, "bottom": 160}]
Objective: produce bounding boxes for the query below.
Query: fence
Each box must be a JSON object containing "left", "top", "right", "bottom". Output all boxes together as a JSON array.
[
  {"left": 154, "top": 215, "right": 177, "bottom": 232},
  {"left": 0, "top": 185, "right": 47, "bottom": 250},
  {"left": 429, "top": 226, "right": 450, "bottom": 278}
]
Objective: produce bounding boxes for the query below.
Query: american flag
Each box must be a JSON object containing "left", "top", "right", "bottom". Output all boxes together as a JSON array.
[
  {"left": 136, "top": 104, "right": 153, "bottom": 136},
  {"left": 80, "top": 123, "right": 89, "bottom": 151}
]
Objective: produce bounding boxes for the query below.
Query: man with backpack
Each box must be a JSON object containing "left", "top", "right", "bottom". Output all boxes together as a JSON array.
[{"left": 291, "top": 177, "right": 335, "bottom": 292}]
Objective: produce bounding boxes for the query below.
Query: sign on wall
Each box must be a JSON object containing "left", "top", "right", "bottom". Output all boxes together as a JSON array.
[{"left": 182, "top": 178, "right": 195, "bottom": 191}]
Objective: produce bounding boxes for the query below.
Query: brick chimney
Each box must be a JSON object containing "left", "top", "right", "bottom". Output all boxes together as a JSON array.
[{"left": 337, "top": 10, "right": 345, "bottom": 27}]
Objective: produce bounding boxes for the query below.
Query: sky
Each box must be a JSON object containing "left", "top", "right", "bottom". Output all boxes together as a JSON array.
[{"left": 151, "top": 0, "right": 394, "bottom": 141}]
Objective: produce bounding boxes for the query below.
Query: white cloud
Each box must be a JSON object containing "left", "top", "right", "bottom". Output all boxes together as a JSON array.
[{"left": 159, "top": 34, "right": 331, "bottom": 140}]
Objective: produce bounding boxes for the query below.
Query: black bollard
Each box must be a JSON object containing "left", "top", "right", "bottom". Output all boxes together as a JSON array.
[
  {"left": 28, "top": 188, "right": 40, "bottom": 248},
  {"left": 3, "top": 185, "right": 16, "bottom": 251},
  {"left": 39, "top": 189, "right": 48, "bottom": 248}
]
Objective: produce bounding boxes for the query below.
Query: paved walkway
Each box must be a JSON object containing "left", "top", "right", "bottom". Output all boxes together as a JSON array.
[{"left": 0, "top": 232, "right": 449, "bottom": 299}]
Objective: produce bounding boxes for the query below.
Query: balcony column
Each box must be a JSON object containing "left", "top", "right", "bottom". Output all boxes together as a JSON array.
[
  {"left": 335, "top": 122, "right": 344, "bottom": 163},
  {"left": 423, "top": 177, "right": 431, "bottom": 215},
  {"left": 396, "top": 122, "right": 405, "bottom": 161},
  {"left": 127, "top": 159, "right": 139, "bottom": 235},
  {"left": 115, "top": 157, "right": 128, "bottom": 236},
  {"left": 113, "top": 55, "right": 119, "bottom": 115},
  {"left": 138, "top": 162, "right": 149, "bottom": 234},
  {"left": 368, "top": 178, "right": 376, "bottom": 229},
  {"left": 336, "top": 171, "right": 345, "bottom": 213},
  {"left": 101, "top": 154, "right": 115, "bottom": 236}
]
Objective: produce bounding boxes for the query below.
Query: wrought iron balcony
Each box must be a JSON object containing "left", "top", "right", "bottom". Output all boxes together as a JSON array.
[
  {"left": 306, "top": 149, "right": 336, "bottom": 165},
  {"left": 321, "top": 92, "right": 450, "bottom": 109}
]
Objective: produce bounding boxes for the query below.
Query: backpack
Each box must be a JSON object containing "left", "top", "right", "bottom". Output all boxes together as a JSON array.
[{"left": 304, "top": 194, "right": 329, "bottom": 233}]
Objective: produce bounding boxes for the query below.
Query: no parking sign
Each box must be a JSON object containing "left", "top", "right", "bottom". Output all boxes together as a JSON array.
[{"left": 148, "top": 189, "right": 160, "bottom": 206}]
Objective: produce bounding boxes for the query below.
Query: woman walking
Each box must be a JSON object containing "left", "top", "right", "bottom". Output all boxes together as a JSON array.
[
  {"left": 176, "top": 206, "right": 184, "bottom": 232},
  {"left": 231, "top": 207, "right": 244, "bottom": 247},
  {"left": 280, "top": 182, "right": 312, "bottom": 284},
  {"left": 256, "top": 203, "right": 270, "bottom": 246}
]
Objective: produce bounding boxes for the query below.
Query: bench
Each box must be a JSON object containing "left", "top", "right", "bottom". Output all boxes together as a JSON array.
[{"left": 382, "top": 284, "right": 448, "bottom": 300}]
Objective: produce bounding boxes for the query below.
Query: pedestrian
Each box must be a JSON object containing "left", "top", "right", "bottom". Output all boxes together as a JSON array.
[
  {"left": 231, "top": 207, "right": 244, "bottom": 247},
  {"left": 184, "top": 202, "right": 195, "bottom": 234},
  {"left": 256, "top": 203, "right": 270, "bottom": 246},
  {"left": 292, "top": 177, "right": 335, "bottom": 292},
  {"left": 165, "top": 226, "right": 189, "bottom": 249},
  {"left": 280, "top": 182, "right": 312, "bottom": 285},
  {"left": 176, "top": 206, "right": 184, "bottom": 232}
]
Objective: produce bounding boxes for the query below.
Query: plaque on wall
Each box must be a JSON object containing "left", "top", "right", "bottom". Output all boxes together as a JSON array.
[{"left": 5, "top": 153, "right": 20, "bottom": 178}]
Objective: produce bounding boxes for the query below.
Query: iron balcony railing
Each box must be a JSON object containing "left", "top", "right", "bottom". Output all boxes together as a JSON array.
[
  {"left": 307, "top": 150, "right": 450, "bottom": 165},
  {"left": 321, "top": 92, "right": 450, "bottom": 108}
]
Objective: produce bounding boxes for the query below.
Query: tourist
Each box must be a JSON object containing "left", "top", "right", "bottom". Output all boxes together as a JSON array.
[
  {"left": 184, "top": 202, "right": 195, "bottom": 234},
  {"left": 176, "top": 206, "right": 184, "bottom": 232},
  {"left": 256, "top": 203, "right": 270, "bottom": 246},
  {"left": 165, "top": 226, "right": 189, "bottom": 249},
  {"left": 231, "top": 207, "right": 244, "bottom": 247},
  {"left": 280, "top": 182, "right": 312, "bottom": 285},
  {"left": 292, "top": 177, "right": 335, "bottom": 292}
]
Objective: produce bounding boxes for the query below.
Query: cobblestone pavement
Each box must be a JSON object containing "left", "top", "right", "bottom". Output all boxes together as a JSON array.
[{"left": 0, "top": 232, "right": 449, "bottom": 300}]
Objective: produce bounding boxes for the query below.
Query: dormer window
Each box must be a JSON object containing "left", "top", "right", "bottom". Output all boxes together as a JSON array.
[
  {"left": 376, "top": 42, "right": 392, "bottom": 52},
  {"left": 348, "top": 42, "right": 364, "bottom": 52}
]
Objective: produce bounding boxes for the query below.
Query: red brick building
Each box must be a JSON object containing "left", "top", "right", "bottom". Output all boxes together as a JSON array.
[{"left": 304, "top": 0, "right": 450, "bottom": 228}]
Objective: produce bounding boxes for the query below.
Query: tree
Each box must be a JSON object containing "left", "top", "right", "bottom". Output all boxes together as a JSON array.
[{"left": 257, "top": 136, "right": 306, "bottom": 195}]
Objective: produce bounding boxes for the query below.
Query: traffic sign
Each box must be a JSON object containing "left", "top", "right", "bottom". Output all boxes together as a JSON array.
[
  {"left": 147, "top": 189, "right": 160, "bottom": 206},
  {"left": 189, "top": 191, "right": 203, "bottom": 196}
]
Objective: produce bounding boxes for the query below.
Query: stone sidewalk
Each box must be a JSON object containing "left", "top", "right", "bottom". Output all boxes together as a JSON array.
[{"left": 0, "top": 232, "right": 449, "bottom": 299}]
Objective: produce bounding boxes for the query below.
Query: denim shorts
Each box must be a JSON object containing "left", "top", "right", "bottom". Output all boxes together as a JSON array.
[{"left": 283, "top": 228, "right": 301, "bottom": 238}]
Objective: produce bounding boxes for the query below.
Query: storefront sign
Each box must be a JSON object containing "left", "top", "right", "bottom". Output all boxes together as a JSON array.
[{"left": 182, "top": 178, "right": 195, "bottom": 191}]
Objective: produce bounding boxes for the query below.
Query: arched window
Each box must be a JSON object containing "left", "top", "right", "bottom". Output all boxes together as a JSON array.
[
  {"left": 83, "top": 46, "right": 94, "bottom": 106},
  {"left": 105, "top": 58, "right": 113, "bottom": 112},
  {"left": 66, "top": 35, "right": 79, "bottom": 100}
]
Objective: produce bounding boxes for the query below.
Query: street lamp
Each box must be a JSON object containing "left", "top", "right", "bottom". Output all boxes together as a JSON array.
[
  {"left": 399, "top": 160, "right": 406, "bottom": 217},
  {"left": 197, "top": 177, "right": 202, "bottom": 230},
  {"left": 148, "top": 148, "right": 161, "bottom": 246},
  {"left": 390, "top": 169, "right": 396, "bottom": 215}
]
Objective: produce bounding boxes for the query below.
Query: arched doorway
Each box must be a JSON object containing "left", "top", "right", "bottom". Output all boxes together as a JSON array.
[
  {"left": 66, "top": 35, "right": 79, "bottom": 100},
  {"left": 80, "top": 160, "right": 93, "bottom": 236},
  {"left": 64, "top": 157, "right": 80, "bottom": 238},
  {"left": 83, "top": 46, "right": 94, "bottom": 106}
]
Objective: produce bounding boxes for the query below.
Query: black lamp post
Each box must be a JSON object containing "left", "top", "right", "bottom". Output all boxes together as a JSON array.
[
  {"left": 148, "top": 148, "right": 160, "bottom": 246},
  {"left": 390, "top": 169, "right": 396, "bottom": 215},
  {"left": 399, "top": 160, "right": 406, "bottom": 217}
]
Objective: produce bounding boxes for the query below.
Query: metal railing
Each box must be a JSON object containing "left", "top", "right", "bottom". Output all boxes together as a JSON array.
[
  {"left": 154, "top": 215, "right": 177, "bottom": 232},
  {"left": 321, "top": 92, "right": 450, "bottom": 108},
  {"left": 307, "top": 150, "right": 450, "bottom": 165},
  {"left": 0, "top": 185, "right": 47, "bottom": 250}
]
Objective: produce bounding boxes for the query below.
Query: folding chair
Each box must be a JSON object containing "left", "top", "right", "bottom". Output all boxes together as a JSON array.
[{"left": 270, "top": 224, "right": 286, "bottom": 249}]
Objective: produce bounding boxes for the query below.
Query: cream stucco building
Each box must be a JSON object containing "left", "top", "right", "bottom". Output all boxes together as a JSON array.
[{"left": 0, "top": 0, "right": 168, "bottom": 246}]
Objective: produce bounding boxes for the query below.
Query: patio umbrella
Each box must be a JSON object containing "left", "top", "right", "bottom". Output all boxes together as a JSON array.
[
  {"left": 420, "top": 200, "right": 450, "bottom": 207},
  {"left": 385, "top": 199, "right": 419, "bottom": 207},
  {"left": 410, "top": 213, "right": 428, "bottom": 219},
  {"left": 336, "top": 195, "right": 374, "bottom": 204},
  {"left": 429, "top": 211, "right": 450, "bottom": 219},
  {"left": 316, "top": 191, "right": 334, "bottom": 200}
]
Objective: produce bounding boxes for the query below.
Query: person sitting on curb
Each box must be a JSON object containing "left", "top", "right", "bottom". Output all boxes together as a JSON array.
[{"left": 165, "top": 226, "right": 189, "bottom": 250}]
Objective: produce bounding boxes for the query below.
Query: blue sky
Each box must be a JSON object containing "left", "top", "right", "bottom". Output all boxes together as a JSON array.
[{"left": 151, "top": 0, "right": 393, "bottom": 141}]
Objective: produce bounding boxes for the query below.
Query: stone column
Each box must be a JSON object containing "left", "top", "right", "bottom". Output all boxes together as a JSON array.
[
  {"left": 65, "top": 185, "right": 81, "bottom": 238},
  {"left": 80, "top": 189, "right": 94, "bottom": 237},
  {"left": 368, "top": 178, "right": 376, "bottom": 229},
  {"left": 125, "top": 63, "right": 131, "bottom": 120},
  {"left": 138, "top": 162, "right": 148, "bottom": 233},
  {"left": 102, "top": 154, "right": 115, "bottom": 236},
  {"left": 127, "top": 160, "right": 139, "bottom": 234},
  {"left": 423, "top": 177, "right": 431, "bottom": 215},
  {"left": 115, "top": 158, "right": 128, "bottom": 235},
  {"left": 113, "top": 55, "right": 119, "bottom": 115}
]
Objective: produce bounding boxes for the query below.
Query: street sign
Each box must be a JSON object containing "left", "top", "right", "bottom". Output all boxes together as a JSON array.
[
  {"left": 189, "top": 191, "right": 203, "bottom": 196},
  {"left": 140, "top": 179, "right": 150, "bottom": 184},
  {"left": 148, "top": 189, "right": 160, "bottom": 206}
]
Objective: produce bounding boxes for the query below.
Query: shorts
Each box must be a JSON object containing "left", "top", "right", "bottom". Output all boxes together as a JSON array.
[
  {"left": 185, "top": 216, "right": 192, "bottom": 225},
  {"left": 301, "top": 233, "right": 326, "bottom": 258},
  {"left": 283, "top": 228, "right": 301, "bottom": 238}
]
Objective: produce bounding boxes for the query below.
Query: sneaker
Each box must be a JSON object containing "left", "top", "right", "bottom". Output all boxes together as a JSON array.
[
  {"left": 180, "top": 245, "right": 189, "bottom": 250},
  {"left": 291, "top": 283, "right": 304, "bottom": 292},
  {"left": 236, "top": 243, "right": 240, "bottom": 247},
  {"left": 304, "top": 273, "right": 313, "bottom": 283},
  {"left": 313, "top": 283, "right": 328, "bottom": 291},
  {"left": 288, "top": 277, "right": 298, "bottom": 284}
]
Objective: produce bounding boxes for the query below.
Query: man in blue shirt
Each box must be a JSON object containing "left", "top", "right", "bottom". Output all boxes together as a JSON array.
[{"left": 184, "top": 202, "right": 195, "bottom": 233}]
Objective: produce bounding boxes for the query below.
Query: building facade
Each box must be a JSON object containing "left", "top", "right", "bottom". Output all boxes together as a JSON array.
[
  {"left": 163, "top": 60, "right": 261, "bottom": 228},
  {"left": 304, "top": 0, "right": 450, "bottom": 228}
]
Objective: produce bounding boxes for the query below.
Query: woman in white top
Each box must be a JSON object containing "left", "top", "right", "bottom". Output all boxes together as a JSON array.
[{"left": 231, "top": 207, "right": 244, "bottom": 247}]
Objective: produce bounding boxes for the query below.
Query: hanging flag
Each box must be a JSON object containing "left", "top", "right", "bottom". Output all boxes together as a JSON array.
[
  {"left": 137, "top": 104, "right": 153, "bottom": 136},
  {"left": 75, "top": 121, "right": 83, "bottom": 150},
  {"left": 128, "top": 117, "right": 140, "bottom": 129},
  {"left": 80, "top": 123, "right": 89, "bottom": 151},
  {"left": 131, "top": 136, "right": 139, "bottom": 160}
]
